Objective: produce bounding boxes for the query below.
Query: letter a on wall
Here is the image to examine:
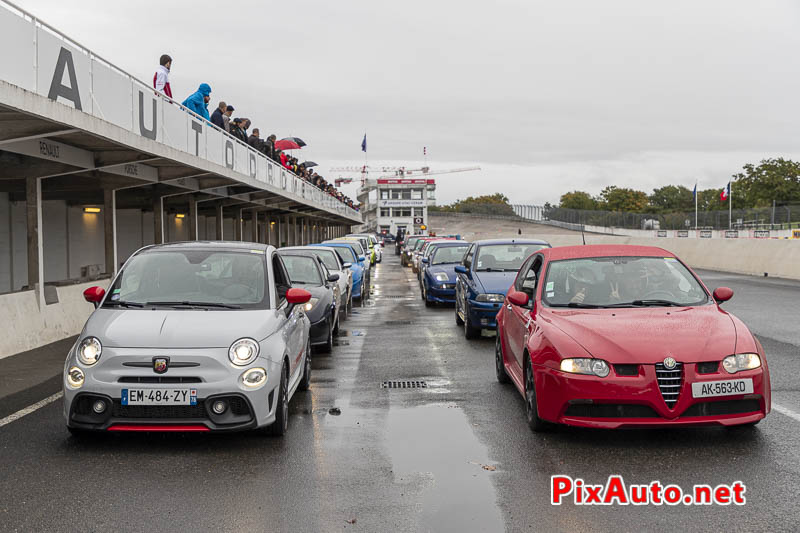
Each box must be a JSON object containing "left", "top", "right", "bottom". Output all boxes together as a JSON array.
[{"left": 48, "top": 47, "right": 82, "bottom": 110}]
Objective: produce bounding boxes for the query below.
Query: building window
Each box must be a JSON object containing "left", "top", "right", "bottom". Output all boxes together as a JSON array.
[
  {"left": 401, "top": 189, "right": 412, "bottom": 200},
  {"left": 413, "top": 207, "right": 423, "bottom": 216},
  {"left": 393, "top": 208, "right": 411, "bottom": 217},
  {"left": 380, "top": 208, "right": 390, "bottom": 217},
  {"left": 411, "top": 189, "right": 422, "bottom": 200},
  {"left": 381, "top": 190, "right": 389, "bottom": 200},
  {"left": 427, "top": 189, "right": 436, "bottom": 200},
  {"left": 391, "top": 189, "right": 402, "bottom": 199}
]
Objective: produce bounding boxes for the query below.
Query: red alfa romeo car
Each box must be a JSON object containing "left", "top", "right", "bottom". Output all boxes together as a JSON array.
[{"left": 495, "top": 244, "right": 771, "bottom": 431}]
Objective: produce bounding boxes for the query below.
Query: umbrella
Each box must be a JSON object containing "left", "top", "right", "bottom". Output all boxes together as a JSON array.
[
  {"left": 282, "top": 136, "right": 306, "bottom": 147},
  {"left": 301, "top": 161, "right": 318, "bottom": 168},
  {"left": 274, "top": 139, "right": 302, "bottom": 151}
]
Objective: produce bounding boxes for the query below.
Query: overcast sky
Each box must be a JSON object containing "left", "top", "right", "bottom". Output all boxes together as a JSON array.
[{"left": 18, "top": 0, "right": 800, "bottom": 204}]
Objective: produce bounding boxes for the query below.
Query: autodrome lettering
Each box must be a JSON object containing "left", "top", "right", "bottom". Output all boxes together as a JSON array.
[{"left": 551, "top": 475, "right": 746, "bottom": 506}]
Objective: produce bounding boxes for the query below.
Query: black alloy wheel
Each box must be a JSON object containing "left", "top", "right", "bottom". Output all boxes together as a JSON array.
[
  {"left": 265, "top": 364, "right": 289, "bottom": 436},
  {"left": 525, "top": 358, "right": 548, "bottom": 432},
  {"left": 464, "top": 303, "right": 480, "bottom": 339},
  {"left": 495, "top": 334, "right": 510, "bottom": 383},
  {"left": 298, "top": 342, "right": 312, "bottom": 391}
]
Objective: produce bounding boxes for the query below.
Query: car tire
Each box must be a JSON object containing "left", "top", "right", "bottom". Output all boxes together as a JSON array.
[
  {"left": 298, "top": 342, "right": 312, "bottom": 391},
  {"left": 333, "top": 308, "right": 341, "bottom": 335},
  {"left": 264, "top": 364, "right": 289, "bottom": 437},
  {"left": 525, "top": 358, "right": 549, "bottom": 432},
  {"left": 464, "top": 303, "right": 480, "bottom": 339},
  {"left": 455, "top": 299, "right": 465, "bottom": 326},
  {"left": 321, "top": 317, "right": 333, "bottom": 353},
  {"left": 495, "top": 334, "right": 511, "bottom": 383}
]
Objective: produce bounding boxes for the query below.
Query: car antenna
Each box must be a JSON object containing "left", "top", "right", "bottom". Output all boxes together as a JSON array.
[{"left": 581, "top": 226, "right": 586, "bottom": 245}]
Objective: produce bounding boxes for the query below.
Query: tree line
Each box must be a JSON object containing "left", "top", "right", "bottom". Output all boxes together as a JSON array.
[{"left": 558, "top": 158, "right": 800, "bottom": 213}]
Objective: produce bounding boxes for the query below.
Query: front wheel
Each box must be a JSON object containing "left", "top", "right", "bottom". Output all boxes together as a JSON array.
[
  {"left": 525, "top": 358, "right": 549, "bottom": 432},
  {"left": 298, "top": 342, "right": 312, "bottom": 391},
  {"left": 333, "top": 308, "right": 341, "bottom": 335},
  {"left": 464, "top": 303, "right": 480, "bottom": 339},
  {"left": 321, "top": 317, "right": 333, "bottom": 353},
  {"left": 455, "top": 298, "right": 465, "bottom": 326},
  {"left": 264, "top": 365, "right": 289, "bottom": 437},
  {"left": 495, "top": 334, "right": 510, "bottom": 383}
]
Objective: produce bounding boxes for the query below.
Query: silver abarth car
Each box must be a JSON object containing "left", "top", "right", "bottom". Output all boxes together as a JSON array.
[{"left": 63, "top": 242, "right": 312, "bottom": 436}]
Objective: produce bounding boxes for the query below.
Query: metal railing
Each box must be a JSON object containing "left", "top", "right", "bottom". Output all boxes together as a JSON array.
[{"left": 0, "top": 0, "right": 359, "bottom": 220}]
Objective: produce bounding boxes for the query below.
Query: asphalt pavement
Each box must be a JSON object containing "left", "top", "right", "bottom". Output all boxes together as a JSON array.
[{"left": 1, "top": 259, "right": 799, "bottom": 532}]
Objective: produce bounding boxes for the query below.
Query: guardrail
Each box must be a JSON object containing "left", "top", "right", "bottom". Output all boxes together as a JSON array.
[{"left": 0, "top": 0, "right": 359, "bottom": 220}]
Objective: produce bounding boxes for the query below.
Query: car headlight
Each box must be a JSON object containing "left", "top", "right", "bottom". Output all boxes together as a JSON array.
[
  {"left": 77, "top": 337, "right": 102, "bottom": 366},
  {"left": 240, "top": 367, "right": 268, "bottom": 388},
  {"left": 66, "top": 366, "right": 85, "bottom": 389},
  {"left": 229, "top": 338, "right": 260, "bottom": 366},
  {"left": 434, "top": 273, "right": 449, "bottom": 283},
  {"left": 722, "top": 353, "right": 761, "bottom": 374},
  {"left": 475, "top": 293, "right": 505, "bottom": 303},
  {"left": 304, "top": 297, "right": 320, "bottom": 312},
  {"left": 560, "top": 358, "right": 610, "bottom": 377}
]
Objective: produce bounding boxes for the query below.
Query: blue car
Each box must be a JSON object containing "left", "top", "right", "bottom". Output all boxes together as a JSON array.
[
  {"left": 420, "top": 241, "right": 471, "bottom": 306},
  {"left": 310, "top": 243, "right": 368, "bottom": 302},
  {"left": 454, "top": 238, "right": 550, "bottom": 339}
]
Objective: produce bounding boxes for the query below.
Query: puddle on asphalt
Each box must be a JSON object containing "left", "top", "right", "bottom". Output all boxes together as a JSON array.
[{"left": 385, "top": 404, "right": 504, "bottom": 531}]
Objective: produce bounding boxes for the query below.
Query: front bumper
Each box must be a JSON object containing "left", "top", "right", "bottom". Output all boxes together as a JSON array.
[
  {"left": 63, "top": 351, "right": 284, "bottom": 432},
  {"left": 427, "top": 283, "right": 457, "bottom": 303},
  {"left": 309, "top": 314, "right": 331, "bottom": 345},
  {"left": 533, "top": 363, "right": 769, "bottom": 429},
  {"left": 467, "top": 299, "right": 503, "bottom": 329}
]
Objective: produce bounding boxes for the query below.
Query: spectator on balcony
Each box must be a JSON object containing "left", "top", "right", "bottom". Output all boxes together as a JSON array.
[
  {"left": 223, "top": 105, "right": 234, "bottom": 132},
  {"left": 181, "top": 83, "right": 212, "bottom": 122},
  {"left": 247, "top": 128, "right": 261, "bottom": 149},
  {"left": 280, "top": 151, "right": 289, "bottom": 169},
  {"left": 241, "top": 119, "right": 251, "bottom": 138},
  {"left": 263, "top": 134, "right": 276, "bottom": 159},
  {"left": 210, "top": 101, "right": 226, "bottom": 130},
  {"left": 229, "top": 118, "right": 247, "bottom": 142},
  {"left": 153, "top": 54, "right": 173, "bottom": 98}
]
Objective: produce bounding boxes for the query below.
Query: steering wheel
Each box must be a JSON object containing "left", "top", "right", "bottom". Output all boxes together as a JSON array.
[{"left": 641, "top": 290, "right": 675, "bottom": 300}]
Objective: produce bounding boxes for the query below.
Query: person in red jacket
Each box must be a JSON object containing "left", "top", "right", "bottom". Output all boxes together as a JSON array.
[
  {"left": 153, "top": 54, "right": 172, "bottom": 98},
  {"left": 280, "top": 151, "right": 289, "bottom": 169}
]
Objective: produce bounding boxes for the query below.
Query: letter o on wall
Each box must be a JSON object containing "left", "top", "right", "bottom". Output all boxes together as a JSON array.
[
  {"left": 249, "top": 154, "right": 257, "bottom": 178},
  {"left": 267, "top": 164, "right": 274, "bottom": 183},
  {"left": 224, "top": 140, "right": 234, "bottom": 169}
]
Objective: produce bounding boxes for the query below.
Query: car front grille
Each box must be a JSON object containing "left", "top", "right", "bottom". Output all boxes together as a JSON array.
[
  {"left": 111, "top": 400, "right": 206, "bottom": 419},
  {"left": 681, "top": 399, "right": 761, "bottom": 417},
  {"left": 118, "top": 376, "right": 202, "bottom": 384},
  {"left": 564, "top": 403, "right": 659, "bottom": 418},
  {"left": 655, "top": 362, "right": 683, "bottom": 408}
]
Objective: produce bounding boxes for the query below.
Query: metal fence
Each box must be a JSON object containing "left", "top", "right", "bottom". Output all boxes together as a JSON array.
[{"left": 513, "top": 204, "right": 800, "bottom": 230}]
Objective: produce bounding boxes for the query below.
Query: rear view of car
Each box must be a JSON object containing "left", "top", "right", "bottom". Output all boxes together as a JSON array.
[{"left": 63, "top": 242, "right": 313, "bottom": 436}]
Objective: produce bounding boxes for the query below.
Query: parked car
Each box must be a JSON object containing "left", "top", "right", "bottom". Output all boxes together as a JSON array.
[
  {"left": 410, "top": 237, "right": 435, "bottom": 273},
  {"left": 313, "top": 242, "right": 368, "bottom": 303},
  {"left": 323, "top": 239, "right": 371, "bottom": 299},
  {"left": 282, "top": 246, "right": 353, "bottom": 317},
  {"left": 344, "top": 234, "right": 377, "bottom": 265},
  {"left": 495, "top": 244, "right": 771, "bottom": 431},
  {"left": 348, "top": 233, "right": 382, "bottom": 264},
  {"left": 400, "top": 235, "right": 424, "bottom": 266},
  {"left": 277, "top": 250, "right": 341, "bottom": 353},
  {"left": 455, "top": 239, "right": 551, "bottom": 339},
  {"left": 417, "top": 238, "right": 459, "bottom": 282},
  {"left": 65, "top": 242, "right": 312, "bottom": 436},
  {"left": 420, "top": 241, "right": 471, "bottom": 306}
]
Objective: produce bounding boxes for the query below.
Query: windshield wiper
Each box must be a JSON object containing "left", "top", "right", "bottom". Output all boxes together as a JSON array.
[
  {"left": 550, "top": 302, "right": 602, "bottom": 308},
  {"left": 103, "top": 300, "right": 145, "bottom": 308},
  {"left": 146, "top": 301, "right": 242, "bottom": 309},
  {"left": 475, "top": 268, "right": 506, "bottom": 272},
  {"left": 630, "top": 299, "right": 684, "bottom": 307}
]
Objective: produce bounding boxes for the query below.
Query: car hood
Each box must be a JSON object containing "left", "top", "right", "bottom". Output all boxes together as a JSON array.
[
  {"left": 473, "top": 271, "right": 517, "bottom": 295},
  {"left": 544, "top": 304, "right": 737, "bottom": 364},
  {"left": 85, "top": 308, "right": 283, "bottom": 349}
]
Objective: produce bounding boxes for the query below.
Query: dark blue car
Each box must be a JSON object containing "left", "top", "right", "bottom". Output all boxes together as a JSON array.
[
  {"left": 454, "top": 238, "right": 550, "bottom": 339},
  {"left": 420, "top": 241, "right": 471, "bottom": 306}
]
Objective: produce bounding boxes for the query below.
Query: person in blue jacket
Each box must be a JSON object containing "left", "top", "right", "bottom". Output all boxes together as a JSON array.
[{"left": 181, "top": 83, "right": 212, "bottom": 122}]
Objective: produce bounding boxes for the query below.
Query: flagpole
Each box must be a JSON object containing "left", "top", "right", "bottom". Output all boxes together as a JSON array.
[
  {"left": 729, "top": 180, "right": 733, "bottom": 229},
  {"left": 694, "top": 181, "right": 698, "bottom": 230}
]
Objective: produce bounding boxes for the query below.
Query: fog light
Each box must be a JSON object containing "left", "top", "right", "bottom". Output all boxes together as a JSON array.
[
  {"left": 92, "top": 400, "right": 106, "bottom": 414},
  {"left": 241, "top": 367, "right": 267, "bottom": 388},
  {"left": 66, "top": 366, "right": 84, "bottom": 389},
  {"left": 212, "top": 400, "right": 227, "bottom": 414}
]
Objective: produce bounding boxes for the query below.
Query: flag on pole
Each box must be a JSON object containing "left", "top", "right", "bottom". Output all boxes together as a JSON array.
[
  {"left": 361, "top": 134, "right": 367, "bottom": 153},
  {"left": 692, "top": 182, "right": 697, "bottom": 199},
  {"left": 720, "top": 182, "right": 730, "bottom": 201}
]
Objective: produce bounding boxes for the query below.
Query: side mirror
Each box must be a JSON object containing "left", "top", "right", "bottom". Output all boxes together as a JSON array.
[
  {"left": 327, "top": 273, "right": 340, "bottom": 282},
  {"left": 342, "top": 262, "right": 352, "bottom": 269},
  {"left": 507, "top": 290, "right": 529, "bottom": 307},
  {"left": 286, "top": 288, "right": 312, "bottom": 305},
  {"left": 713, "top": 287, "right": 733, "bottom": 303},
  {"left": 358, "top": 255, "right": 366, "bottom": 262},
  {"left": 421, "top": 258, "right": 429, "bottom": 264},
  {"left": 83, "top": 286, "right": 106, "bottom": 308},
  {"left": 454, "top": 265, "right": 467, "bottom": 274}
]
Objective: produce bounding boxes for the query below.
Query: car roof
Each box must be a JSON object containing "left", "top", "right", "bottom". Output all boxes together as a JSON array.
[
  {"left": 429, "top": 240, "right": 470, "bottom": 246},
  {"left": 141, "top": 241, "right": 271, "bottom": 253},
  {"left": 543, "top": 244, "right": 674, "bottom": 261},
  {"left": 473, "top": 238, "right": 551, "bottom": 246}
]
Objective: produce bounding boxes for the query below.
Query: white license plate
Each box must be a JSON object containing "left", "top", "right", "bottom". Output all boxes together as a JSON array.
[
  {"left": 121, "top": 388, "right": 197, "bottom": 406},
  {"left": 691, "top": 378, "right": 753, "bottom": 398}
]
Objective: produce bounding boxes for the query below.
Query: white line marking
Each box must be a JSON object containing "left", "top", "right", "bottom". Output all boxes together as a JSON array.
[
  {"left": 0, "top": 392, "right": 63, "bottom": 428},
  {"left": 773, "top": 403, "right": 800, "bottom": 423}
]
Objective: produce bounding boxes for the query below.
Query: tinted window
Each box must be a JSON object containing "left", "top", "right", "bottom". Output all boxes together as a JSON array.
[
  {"left": 305, "top": 249, "right": 340, "bottom": 270},
  {"left": 432, "top": 245, "right": 470, "bottom": 265},
  {"left": 330, "top": 246, "right": 356, "bottom": 264},
  {"left": 108, "top": 250, "right": 268, "bottom": 308}
]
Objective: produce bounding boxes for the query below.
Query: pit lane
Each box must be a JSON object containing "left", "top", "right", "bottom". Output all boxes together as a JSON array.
[{"left": 0, "top": 259, "right": 798, "bottom": 531}]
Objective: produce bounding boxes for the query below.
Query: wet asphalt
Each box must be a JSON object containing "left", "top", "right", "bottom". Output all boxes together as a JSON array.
[{"left": 0, "top": 259, "right": 799, "bottom": 532}]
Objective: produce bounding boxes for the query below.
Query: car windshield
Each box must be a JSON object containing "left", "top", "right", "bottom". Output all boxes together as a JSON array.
[
  {"left": 304, "top": 249, "right": 340, "bottom": 271},
  {"left": 475, "top": 244, "right": 547, "bottom": 271},
  {"left": 343, "top": 241, "right": 365, "bottom": 256},
  {"left": 406, "top": 237, "right": 419, "bottom": 248},
  {"left": 105, "top": 249, "right": 267, "bottom": 309},
  {"left": 432, "top": 245, "right": 470, "bottom": 265},
  {"left": 414, "top": 240, "right": 427, "bottom": 251},
  {"left": 330, "top": 246, "right": 356, "bottom": 264},
  {"left": 542, "top": 256, "right": 709, "bottom": 308},
  {"left": 280, "top": 254, "right": 323, "bottom": 286}
]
